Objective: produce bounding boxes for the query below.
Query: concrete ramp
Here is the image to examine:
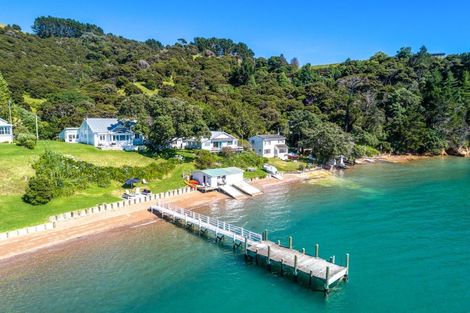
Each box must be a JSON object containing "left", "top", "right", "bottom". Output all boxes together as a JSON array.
[
  {"left": 219, "top": 185, "right": 245, "bottom": 199},
  {"left": 233, "top": 181, "right": 262, "bottom": 196}
]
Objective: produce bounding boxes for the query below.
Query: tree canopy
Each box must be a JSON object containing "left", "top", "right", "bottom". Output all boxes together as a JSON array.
[
  {"left": 32, "top": 16, "right": 104, "bottom": 38},
  {"left": 0, "top": 17, "right": 469, "bottom": 160}
]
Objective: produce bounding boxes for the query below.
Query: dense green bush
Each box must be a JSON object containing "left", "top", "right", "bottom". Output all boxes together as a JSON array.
[
  {"left": 352, "top": 145, "right": 380, "bottom": 158},
  {"left": 221, "top": 151, "right": 265, "bottom": 169},
  {"left": 23, "top": 176, "right": 54, "bottom": 205},
  {"left": 219, "top": 146, "right": 235, "bottom": 158},
  {"left": 195, "top": 150, "right": 217, "bottom": 169},
  {"left": 0, "top": 16, "right": 468, "bottom": 157},
  {"left": 23, "top": 151, "right": 177, "bottom": 205},
  {"left": 16, "top": 133, "right": 37, "bottom": 149}
]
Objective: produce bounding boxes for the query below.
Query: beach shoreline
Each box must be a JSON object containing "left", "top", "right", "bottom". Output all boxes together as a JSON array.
[
  {"left": 355, "top": 154, "right": 432, "bottom": 164},
  {"left": 0, "top": 170, "right": 331, "bottom": 262}
]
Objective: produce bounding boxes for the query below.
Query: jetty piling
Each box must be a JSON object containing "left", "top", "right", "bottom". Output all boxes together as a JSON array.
[{"left": 150, "top": 203, "right": 349, "bottom": 293}]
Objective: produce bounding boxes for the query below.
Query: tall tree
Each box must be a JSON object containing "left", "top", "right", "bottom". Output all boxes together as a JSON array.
[{"left": 0, "top": 72, "right": 11, "bottom": 121}]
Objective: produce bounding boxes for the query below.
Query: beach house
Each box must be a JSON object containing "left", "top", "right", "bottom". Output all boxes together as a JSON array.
[
  {"left": 192, "top": 167, "right": 244, "bottom": 188},
  {"left": 170, "top": 131, "right": 242, "bottom": 152},
  {"left": 77, "top": 118, "right": 143, "bottom": 150},
  {"left": 0, "top": 118, "right": 13, "bottom": 143},
  {"left": 249, "top": 134, "right": 288, "bottom": 160},
  {"left": 58, "top": 127, "right": 79, "bottom": 143}
]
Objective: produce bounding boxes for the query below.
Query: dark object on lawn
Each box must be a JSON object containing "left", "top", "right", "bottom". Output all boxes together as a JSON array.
[{"left": 124, "top": 178, "right": 140, "bottom": 187}]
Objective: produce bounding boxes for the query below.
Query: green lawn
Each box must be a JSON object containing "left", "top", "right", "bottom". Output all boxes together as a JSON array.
[
  {"left": 0, "top": 141, "right": 196, "bottom": 231},
  {"left": 244, "top": 168, "right": 267, "bottom": 179},
  {"left": 145, "top": 162, "right": 195, "bottom": 193},
  {"left": 267, "top": 158, "right": 307, "bottom": 172},
  {"left": 0, "top": 184, "right": 120, "bottom": 232},
  {"left": 0, "top": 142, "right": 270, "bottom": 232},
  {"left": 0, "top": 141, "right": 156, "bottom": 195}
]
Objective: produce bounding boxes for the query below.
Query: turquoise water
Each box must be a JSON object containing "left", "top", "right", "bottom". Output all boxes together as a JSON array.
[{"left": 1, "top": 158, "right": 469, "bottom": 313}]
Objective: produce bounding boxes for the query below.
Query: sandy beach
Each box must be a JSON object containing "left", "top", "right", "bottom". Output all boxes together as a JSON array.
[
  {"left": 0, "top": 171, "right": 331, "bottom": 262},
  {"left": 355, "top": 154, "right": 431, "bottom": 164}
]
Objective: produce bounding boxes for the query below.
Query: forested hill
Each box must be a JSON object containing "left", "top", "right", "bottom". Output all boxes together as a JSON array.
[{"left": 0, "top": 17, "right": 469, "bottom": 159}]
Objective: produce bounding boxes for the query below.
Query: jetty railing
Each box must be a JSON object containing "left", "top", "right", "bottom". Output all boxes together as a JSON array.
[
  {"left": 151, "top": 203, "right": 348, "bottom": 294},
  {"left": 152, "top": 203, "right": 263, "bottom": 243}
]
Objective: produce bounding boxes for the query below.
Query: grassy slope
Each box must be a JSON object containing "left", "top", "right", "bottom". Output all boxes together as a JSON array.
[
  {"left": 0, "top": 185, "right": 120, "bottom": 232},
  {"left": 0, "top": 142, "right": 271, "bottom": 231},
  {"left": 0, "top": 141, "right": 155, "bottom": 195},
  {"left": 0, "top": 141, "right": 194, "bottom": 231},
  {"left": 267, "top": 158, "right": 307, "bottom": 172}
]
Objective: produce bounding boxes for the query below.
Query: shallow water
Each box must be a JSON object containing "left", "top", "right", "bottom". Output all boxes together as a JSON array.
[{"left": 1, "top": 157, "right": 469, "bottom": 313}]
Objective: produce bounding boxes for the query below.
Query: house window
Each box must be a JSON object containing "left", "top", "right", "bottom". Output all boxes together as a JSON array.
[
  {"left": 250, "top": 140, "right": 254, "bottom": 145},
  {"left": 264, "top": 149, "right": 271, "bottom": 154},
  {"left": 227, "top": 141, "right": 233, "bottom": 145},
  {"left": 0, "top": 127, "right": 9, "bottom": 135},
  {"left": 278, "top": 148, "right": 287, "bottom": 153},
  {"left": 99, "top": 135, "right": 105, "bottom": 141}
]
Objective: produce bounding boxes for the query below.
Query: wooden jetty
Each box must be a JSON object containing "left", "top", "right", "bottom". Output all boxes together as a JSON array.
[{"left": 150, "top": 204, "right": 349, "bottom": 293}]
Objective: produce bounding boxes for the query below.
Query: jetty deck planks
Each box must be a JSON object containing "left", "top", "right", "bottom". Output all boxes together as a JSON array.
[{"left": 150, "top": 204, "right": 349, "bottom": 293}]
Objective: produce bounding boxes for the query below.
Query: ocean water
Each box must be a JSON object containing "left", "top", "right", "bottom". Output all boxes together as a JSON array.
[{"left": 1, "top": 157, "right": 469, "bottom": 313}]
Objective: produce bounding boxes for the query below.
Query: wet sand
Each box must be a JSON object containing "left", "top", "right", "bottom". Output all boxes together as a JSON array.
[{"left": 0, "top": 171, "right": 330, "bottom": 262}]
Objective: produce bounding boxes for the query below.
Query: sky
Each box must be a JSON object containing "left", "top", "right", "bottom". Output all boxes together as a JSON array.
[{"left": 0, "top": 0, "right": 469, "bottom": 64}]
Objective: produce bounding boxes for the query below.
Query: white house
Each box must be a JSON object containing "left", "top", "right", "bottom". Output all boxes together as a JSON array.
[
  {"left": 0, "top": 118, "right": 13, "bottom": 143},
  {"left": 170, "top": 131, "right": 242, "bottom": 153},
  {"left": 58, "top": 127, "right": 79, "bottom": 143},
  {"left": 192, "top": 167, "right": 244, "bottom": 188},
  {"left": 249, "top": 134, "right": 288, "bottom": 160},
  {"left": 77, "top": 118, "right": 143, "bottom": 150}
]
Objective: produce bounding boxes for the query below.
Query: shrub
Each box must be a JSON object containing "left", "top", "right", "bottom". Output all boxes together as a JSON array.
[
  {"left": 221, "top": 151, "right": 264, "bottom": 169},
  {"left": 144, "top": 80, "right": 157, "bottom": 90},
  {"left": 219, "top": 146, "right": 234, "bottom": 158},
  {"left": 23, "top": 151, "right": 177, "bottom": 205},
  {"left": 195, "top": 150, "right": 217, "bottom": 169},
  {"left": 16, "top": 133, "right": 37, "bottom": 149},
  {"left": 123, "top": 83, "right": 142, "bottom": 95},
  {"left": 23, "top": 176, "right": 54, "bottom": 205},
  {"left": 352, "top": 144, "right": 380, "bottom": 158}
]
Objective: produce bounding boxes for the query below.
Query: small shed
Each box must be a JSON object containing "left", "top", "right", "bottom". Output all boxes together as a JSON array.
[
  {"left": 59, "top": 127, "right": 79, "bottom": 143},
  {"left": 192, "top": 167, "right": 244, "bottom": 188}
]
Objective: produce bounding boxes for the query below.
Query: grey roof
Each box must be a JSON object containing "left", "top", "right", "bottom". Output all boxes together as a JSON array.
[
  {"left": 251, "top": 134, "right": 286, "bottom": 140},
  {"left": 195, "top": 167, "right": 243, "bottom": 177},
  {"left": 0, "top": 118, "right": 12, "bottom": 126},
  {"left": 85, "top": 118, "right": 119, "bottom": 133},
  {"left": 210, "top": 131, "right": 236, "bottom": 140}
]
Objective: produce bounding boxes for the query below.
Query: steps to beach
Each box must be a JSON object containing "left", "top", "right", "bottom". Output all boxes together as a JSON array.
[{"left": 232, "top": 181, "right": 263, "bottom": 196}]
